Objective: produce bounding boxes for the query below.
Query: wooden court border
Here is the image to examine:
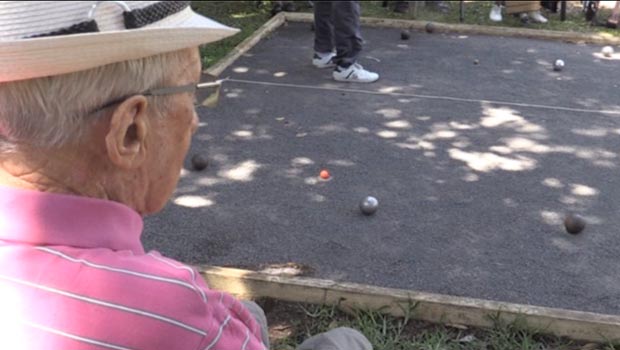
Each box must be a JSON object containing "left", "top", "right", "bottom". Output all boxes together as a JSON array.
[
  {"left": 199, "top": 266, "right": 620, "bottom": 342},
  {"left": 201, "top": 11, "right": 620, "bottom": 344}
]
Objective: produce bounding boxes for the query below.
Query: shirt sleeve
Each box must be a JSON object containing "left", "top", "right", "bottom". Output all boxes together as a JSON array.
[
  {"left": 143, "top": 251, "right": 265, "bottom": 350},
  {"left": 192, "top": 267, "right": 266, "bottom": 350}
]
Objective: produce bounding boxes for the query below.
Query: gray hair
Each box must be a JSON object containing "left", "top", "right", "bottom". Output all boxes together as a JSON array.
[{"left": 0, "top": 49, "right": 192, "bottom": 153}]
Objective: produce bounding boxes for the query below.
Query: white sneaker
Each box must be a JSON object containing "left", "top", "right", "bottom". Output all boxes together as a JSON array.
[
  {"left": 528, "top": 10, "right": 548, "bottom": 23},
  {"left": 333, "top": 63, "right": 379, "bottom": 83},
  {"left": 312, "top": 52, "right": 336, "bottom": 69},
  {"left": 489, "top": 4, "right": 502, "bottom": 22},
  {"left": 519, "top": 13, "right": 530, "bottom": 23}
]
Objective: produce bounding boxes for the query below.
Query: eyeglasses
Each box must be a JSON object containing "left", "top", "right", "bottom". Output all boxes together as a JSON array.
[{"left": 89, "top": 73, "right": 226, "bottom": 115}]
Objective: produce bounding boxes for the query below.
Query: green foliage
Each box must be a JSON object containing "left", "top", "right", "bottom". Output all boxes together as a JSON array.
[{"left": 192, "top": 1, "right": 273, "bottom": 68}]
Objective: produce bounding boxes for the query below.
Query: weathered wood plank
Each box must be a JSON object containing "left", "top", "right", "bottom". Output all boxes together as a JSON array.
[{"left": 199, "top": 265, "right": 620, "bottom": 342}]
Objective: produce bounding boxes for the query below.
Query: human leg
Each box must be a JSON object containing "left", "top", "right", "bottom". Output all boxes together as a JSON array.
[
  {"left": 312, "top": 1, "right": 336, "bottom": 68},
  {"left": 241, "top": 301, "right": 270, "bottom": 349},
  {"left": 314, "top": 1, "right": 334, "bottom": 54},
  {"left": 326, "top": 1, "right": 378, "bottom": 82},
  {"left": 504, "top": 0, "right": 547, "bottom": 22},
  {"left": 490, "top": 1, "right": 503, "bottom": 22},
  {"left": 504, "top": 1, "right": 540, "bottom": 14},
  {"left": 331, "top": 0, "right": 363, "bottom": 68},
  {"left": 607, "top": 0, "right": 620, "bottom": 28},
  {"left": 393, "top": 1, "right": 409, "bottom": 13},
  {"left": 297, "top": 327, "right": 373, "bottom": 350}
]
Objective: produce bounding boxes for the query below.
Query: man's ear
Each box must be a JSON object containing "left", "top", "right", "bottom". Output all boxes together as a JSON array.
[{"left": 105, "top": 95, "right": 149, "bottom": 169}]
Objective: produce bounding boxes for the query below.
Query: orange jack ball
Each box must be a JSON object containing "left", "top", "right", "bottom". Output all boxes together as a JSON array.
[{"left": 319, "top": 170, "right": 330, "bottom": 179}]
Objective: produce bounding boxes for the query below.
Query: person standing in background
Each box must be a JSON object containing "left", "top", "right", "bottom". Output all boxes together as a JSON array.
[
  {"left": 490, "top": 1, "right": 548, "bottom": 23},
  {"left": 312, "top": 1, "right": 379, "bottom": 83}
]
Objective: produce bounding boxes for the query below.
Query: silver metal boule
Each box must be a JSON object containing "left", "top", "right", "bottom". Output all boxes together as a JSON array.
[
  {"left": 553, "top": 59, "right": 564, "bottom": 71},
  {"left": 360, "top": 196, "right": 379, "bottom": 216}
]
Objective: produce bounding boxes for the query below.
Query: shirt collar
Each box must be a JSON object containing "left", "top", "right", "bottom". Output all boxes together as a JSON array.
[{"left": 0, "top": 185, "right": 144, "bottom": 254}]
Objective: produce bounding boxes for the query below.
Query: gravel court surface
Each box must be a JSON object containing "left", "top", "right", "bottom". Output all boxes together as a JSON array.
[{"left": 144, "top": 22, "right": 620, "bottom": 315}]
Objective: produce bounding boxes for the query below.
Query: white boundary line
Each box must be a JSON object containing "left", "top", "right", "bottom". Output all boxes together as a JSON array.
[{"left": 228, "top": 78, "right": 620, "bottom": 116}]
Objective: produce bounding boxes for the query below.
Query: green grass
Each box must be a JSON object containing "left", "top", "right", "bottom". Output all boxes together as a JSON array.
[
  {"left": 265, "top": 300, "right": 620, "bottom": 350},
  {"left": 192, "top": 1, "right": 619, "bottom": 69},
  {"left": 191, "top": 1, "right": 273, "bottom": 68}
]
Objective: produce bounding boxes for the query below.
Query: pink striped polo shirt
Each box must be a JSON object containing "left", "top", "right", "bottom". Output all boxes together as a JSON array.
[{"left": 0, "top": 185, "right": 265, "bottom": 350}]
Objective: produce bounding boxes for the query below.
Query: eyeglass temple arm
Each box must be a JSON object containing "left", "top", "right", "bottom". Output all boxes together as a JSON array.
[
  {"left": 142, "top": 77, "right": 229, "bottom": 97},
  {"left": 197, "top": 77, "right": 229, "bottom": 89}
]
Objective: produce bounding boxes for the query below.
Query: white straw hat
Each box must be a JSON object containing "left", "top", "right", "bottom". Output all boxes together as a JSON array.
[{"left": 0, "top": 1, "right": 240, "bottom": 82}]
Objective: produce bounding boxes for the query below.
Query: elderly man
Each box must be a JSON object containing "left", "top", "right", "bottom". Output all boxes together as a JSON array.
[{"left": 0, "top": 1, "right": 372, "bottom": 350}]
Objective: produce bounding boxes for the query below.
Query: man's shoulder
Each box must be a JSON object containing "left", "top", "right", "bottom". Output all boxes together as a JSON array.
[
  {"left": 32, "top": 246, "right": 211, "bottom": 305},
  {"left": 0, "top": 245, "right": 222, "bottom": 349},
  {"left": 0, "top": 245, "right": 262, "bottom": 350}
]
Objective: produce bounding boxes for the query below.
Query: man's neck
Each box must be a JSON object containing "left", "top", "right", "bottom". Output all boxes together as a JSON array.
[{"left": 0, "top": 149, "right": 104, "bottom": 198}]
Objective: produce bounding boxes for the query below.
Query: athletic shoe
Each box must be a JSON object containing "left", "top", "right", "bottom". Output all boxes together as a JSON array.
[
  {"left": 312, "top": 52, "right": 336, "bottom": 69},
  {"left": 489, "top": 4, "right": 503, "bottom": 22},
  {"left": 332, "top": 63, "right": 379, "bottom": 83},
  {"left": 529, "top": 10, "right": 548, "bottom": 23}
]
